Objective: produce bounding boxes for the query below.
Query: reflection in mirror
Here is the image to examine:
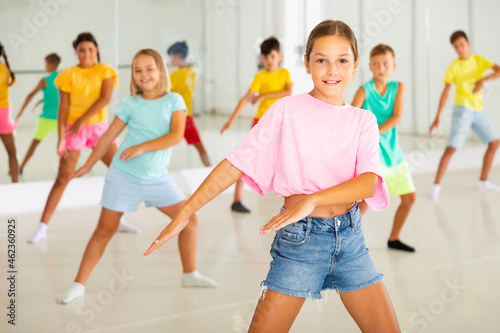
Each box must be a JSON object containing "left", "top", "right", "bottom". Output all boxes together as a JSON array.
[{"left": 1, "top": 0, "right": 499, "bottom": 185}]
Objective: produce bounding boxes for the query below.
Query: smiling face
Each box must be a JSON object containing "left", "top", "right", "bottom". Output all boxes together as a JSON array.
[
  {"left": 133, "top": 54, "right": 160, "bottom": 97},
  {"left": 261, "top": 49, "right": 282, "bottom": 72},
  {"left": 304, "top": 35, "right": 359, "bottom": 105},
  {"left": 452, "top": 37, "right": 470, "bottom": 60},
  {"left": 369, "top": 52, "right": 396, "bottom": 82},
  {"left": 76, "top": 41, "right": 98, "bottom": 68}
]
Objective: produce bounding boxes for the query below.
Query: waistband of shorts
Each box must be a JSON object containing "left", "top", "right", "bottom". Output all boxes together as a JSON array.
[
  {"left": 281, "top": 203, "right": 360, "bottom": 229},
  {"left": 65, "top": 122, "right": 108, "bottom": 129},
  {"left": 108, "top": 165, "right": 171, "bottom": 184},
  {"left": 453, "top": 104, "right": 482, "bottom": 113}
]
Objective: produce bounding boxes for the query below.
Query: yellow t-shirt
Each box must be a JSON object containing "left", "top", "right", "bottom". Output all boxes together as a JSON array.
[
  {"left": 443, "top": 54, "right": 494, "bottom": 111},
  {"left": 170, "top": 67, "right": 196, "bottom": 117},
  {"left": 249, "top": 68, "right": 293, "bottom": 119},
  {"left": 0, "top": 63, "right": 16, "bottom": 108},
  {"left": 54, "top": 63, "right": 118, "bottom": 125}
]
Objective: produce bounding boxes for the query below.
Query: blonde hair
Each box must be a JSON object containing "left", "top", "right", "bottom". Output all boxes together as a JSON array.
[{"left": 130, "top": 49, "right": 170, "bottom": 97}]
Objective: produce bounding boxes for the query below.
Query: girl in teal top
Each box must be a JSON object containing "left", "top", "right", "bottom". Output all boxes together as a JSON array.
[
  {"left": 16, "top": 54, "right": 61, "bottom": 174},
  {"left": 352, "top": 44, "right": 416, "bottom": 253}
]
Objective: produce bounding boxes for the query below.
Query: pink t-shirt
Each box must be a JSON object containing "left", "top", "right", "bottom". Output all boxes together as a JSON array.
[{"left": 226, "top": 93, "right": 389, "bottom": 211}]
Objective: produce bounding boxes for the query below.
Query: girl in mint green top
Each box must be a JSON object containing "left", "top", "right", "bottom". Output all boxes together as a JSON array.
[{"left": 361, "top": 79, "right": 404, "bottom": 167}]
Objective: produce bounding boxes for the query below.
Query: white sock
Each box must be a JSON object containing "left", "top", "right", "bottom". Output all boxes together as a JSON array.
[
  {"left": 27, "top": 222, "right": 48, "bottom": 243},
  {"left": 56, "top": 282, "right": 85, "bottom": 304},
  {"left": 427, "top": 184, "right": 441, "bottom": 200},
  {"left": 477, "top": 180, "right": 500, "bottom": 192},
  {"left": 118, "top": 216, "right": 140, "bottom": 233},
  {"left": 182, "top": 270, "right": 217, "bottom": 288}
]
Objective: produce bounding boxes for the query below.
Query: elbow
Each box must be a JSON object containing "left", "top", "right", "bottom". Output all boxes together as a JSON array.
[
  {"left": 367, "top": 173, "right": 379, "bottom": 197},
  {"left": 285, "top": 89, "right": 292, "bottom": 96}
]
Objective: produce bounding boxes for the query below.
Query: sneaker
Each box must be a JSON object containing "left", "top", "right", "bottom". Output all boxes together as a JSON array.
[
  {"left": 231, "top": 201, "right": 251, "bottom": 213},
  {"left": 427, "top": 184, "right": 441, "bottom": 200},
  {"left": 388, "top": 240, "right": 415, "bottom": 252},
  {"left": 477, "top": 180, "right": 500, "bottom": 192}
]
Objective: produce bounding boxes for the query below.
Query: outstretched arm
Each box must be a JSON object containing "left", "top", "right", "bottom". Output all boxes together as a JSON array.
[
  {"left": 220, "top": 90, "right": 256, "bottom": 134},
  {"left": 144, "top": 159, "right": 243, "bottom": 255},
  {"left": 260, "top": 172, "right": 379, "bottom": 233},
  {"left": 429, "top": 83, "right": 451, "bottom": 134},
  {"left": 378, "top": 82, "right": 405, "bottom": 134},
  {"left": 16, "top": 78, "right": 45, "bottom": 121},
  {"left": 473, "top": 64, "right": 500, "bottom": 93}
]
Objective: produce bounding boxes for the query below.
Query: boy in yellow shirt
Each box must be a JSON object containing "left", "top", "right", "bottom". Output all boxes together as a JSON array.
[
  {"left": 429, "top": 30, "right": 500, "bottom": 199},
  {"left": 221, "top": 37, "right": 293, "bottom": 212},
  {"left": 168, "top": 41, "right": 211, "bottom": 167}
]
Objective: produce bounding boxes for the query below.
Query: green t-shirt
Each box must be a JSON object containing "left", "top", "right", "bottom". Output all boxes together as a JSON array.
[
  {"left": 112, "top": 92, "right": 187, "bottom": 180},
  {"left": 41, "top": 71, "right": 59, "bottom": 120},
  {"left": 362, "top": 79, "right": 404, "bottom": 167}
]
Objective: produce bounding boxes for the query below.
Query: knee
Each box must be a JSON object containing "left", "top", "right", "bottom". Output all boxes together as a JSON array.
[
  {"left": 54, "top": 172, "right": 72, "bottom": 185},
  {"left": 94, "top": 223, "right": 118, "bottom": 239},
  {"left": 402, "top": 192, "right": 417, "bottom": 207},
  {"left": 183, "top": 214, "right": 198, "bottom": 232}
]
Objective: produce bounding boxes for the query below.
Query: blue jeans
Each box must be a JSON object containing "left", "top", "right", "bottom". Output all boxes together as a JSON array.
[{"left": 261, "top": 203, "right": 383, "bottom": 299}]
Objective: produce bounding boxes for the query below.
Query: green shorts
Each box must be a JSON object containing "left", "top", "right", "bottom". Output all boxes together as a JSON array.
[
  {"left": 33, "top": 117, "right": 58, "bottom": 140},
  {"left": 382, "top": 160, "right": 416, "bottom": 196}
]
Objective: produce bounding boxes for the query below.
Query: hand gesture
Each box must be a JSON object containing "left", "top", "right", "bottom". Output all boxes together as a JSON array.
[
  {"left": 120, "top": 145, "right": 145, "bottom": 161},
  {"left": 473, "top": 79, "right": 485, "bottom": 94},
  {"left": 260, "top": 197, "right": 316, "bottom": 234},
  {"left": 429, "top": 118, "right": 440, "bottom": 134},
  {"left": 67, "top": 120, "right": 84, "bottom": 138},
  {"left": 57, "top": 139, "right": 68, "bottom": 159},
  {"left": 73, "top": 164, "right": 91, "bottom": 179},
  {"left": 251, "top": 94, "right": 263, "bottom": 105},
  {"left": 144, "top": 216, "right": 189, "bottom": 256},
  {"left": 220, "top": 121, "right": 232, "bottom": 135}
]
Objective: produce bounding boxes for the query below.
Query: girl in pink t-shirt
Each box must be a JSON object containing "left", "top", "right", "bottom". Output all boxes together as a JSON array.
[{"left": 145, "top": 20, "right": 399, "bottom": 332}]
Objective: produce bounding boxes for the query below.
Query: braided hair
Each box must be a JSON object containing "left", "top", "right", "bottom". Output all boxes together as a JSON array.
[{"left": 0, "top": 42, "right": 16, "bottom": 86}]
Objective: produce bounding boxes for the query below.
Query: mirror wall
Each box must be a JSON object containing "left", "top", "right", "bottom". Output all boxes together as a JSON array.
[{"left": 1, "top": 0, "right": 500, "bottom": 183}]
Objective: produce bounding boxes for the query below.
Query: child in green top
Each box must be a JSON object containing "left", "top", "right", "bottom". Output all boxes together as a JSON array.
[
  {"left": 352, "top": 44, "right": 416, "bottom": 252},
  {"left": 16, "top": 53, "right": 61, "bottom": 174}
]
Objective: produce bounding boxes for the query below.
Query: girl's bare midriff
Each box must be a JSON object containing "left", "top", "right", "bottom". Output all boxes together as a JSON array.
[{"left": 284, "top": 194, "right": 355, "bottom": 218}]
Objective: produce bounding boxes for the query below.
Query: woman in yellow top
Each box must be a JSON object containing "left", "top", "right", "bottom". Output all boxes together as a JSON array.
[
  {"left": 28, "top": 32, "right": 138, "bottom": 243},
  {"left": 0, "top": 42, "right": 19, "bottom": 183}
]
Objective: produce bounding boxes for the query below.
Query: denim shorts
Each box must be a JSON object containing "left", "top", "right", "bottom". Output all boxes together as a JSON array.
[
  {"left": 447, "top": 105, "right": 498, "bottom": 149},
  {"left": 101, "top": 166, "right": 186, "bottom": 212},
  {"left": 261, "top": 204, "right": 383, "bottom": 299}
]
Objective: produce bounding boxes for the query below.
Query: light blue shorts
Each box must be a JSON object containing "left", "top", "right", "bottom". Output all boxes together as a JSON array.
[
  {"left": 262, "top": 204, "right": 383, "bottom": 298},
  {"left": 447, "top": 105, "right": 498, "bottom": 149},
  {"left": 100, "top": 166, "right": 186, "bottom": 212}
]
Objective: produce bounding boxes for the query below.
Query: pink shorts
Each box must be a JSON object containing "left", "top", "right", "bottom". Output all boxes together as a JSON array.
[
  {"left": 0, "top": 107, "right": 17, "bottom": 134},
  {"left": 65, "top": 122, "right": 117, "bottom": 151}
]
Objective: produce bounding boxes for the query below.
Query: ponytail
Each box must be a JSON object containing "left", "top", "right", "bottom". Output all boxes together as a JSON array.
[{"left": 0, "top": 43, "right": 15, "bottom": 86}]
